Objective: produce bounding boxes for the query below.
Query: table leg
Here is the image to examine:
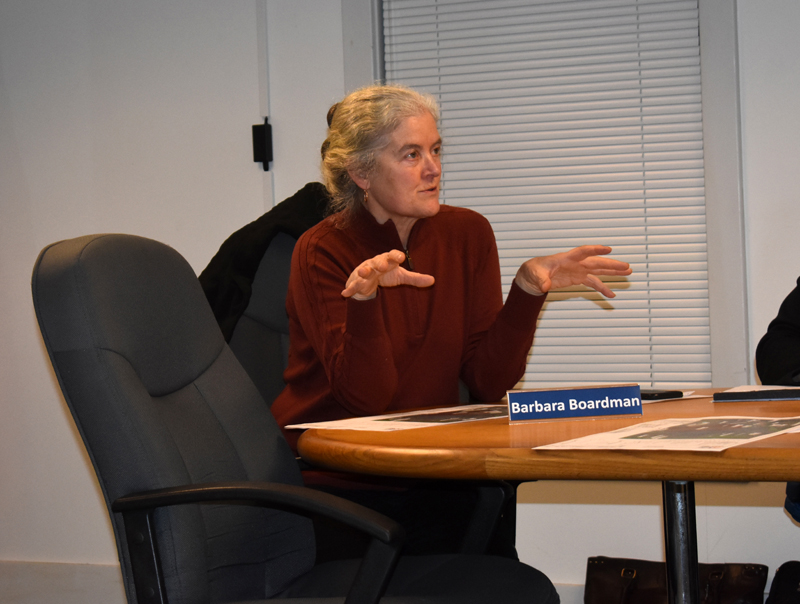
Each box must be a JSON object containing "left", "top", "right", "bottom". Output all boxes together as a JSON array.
[{"left": 662, "top": 480, "right": 700, "bottom": 604}]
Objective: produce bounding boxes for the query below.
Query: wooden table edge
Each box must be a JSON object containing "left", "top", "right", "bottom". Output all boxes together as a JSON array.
[{"left": 298, "top": 428, "right": 800, "bottom": 483}]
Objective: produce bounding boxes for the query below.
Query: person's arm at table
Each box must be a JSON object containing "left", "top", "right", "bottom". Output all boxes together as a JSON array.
[
  {"left": 292, "top": 235, "right": 433, "bottom": 416},
  {"left": 461, "top": 231, "right": 631, "bottom": 401},
  {"left": 756, "top": 276, "right": 800, "bottom": 385}
]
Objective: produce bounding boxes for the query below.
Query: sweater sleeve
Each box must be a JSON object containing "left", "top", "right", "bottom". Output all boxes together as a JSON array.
[
  {"left": 458, "top": 217, "right": 545, "bottom": 401},
  {"left": 756, "top": 276, "right": 800, "bottom": 385},
  {"left": 289, "top": 229, "right": 399, "bottom": 415}
]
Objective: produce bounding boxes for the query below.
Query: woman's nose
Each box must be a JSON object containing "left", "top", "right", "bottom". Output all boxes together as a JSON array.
[{"left": 424, "top": 153, "right": 441, "bottom": 177}]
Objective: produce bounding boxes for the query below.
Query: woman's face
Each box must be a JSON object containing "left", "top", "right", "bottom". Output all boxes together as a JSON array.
[{"left": 352, "top": 111, "right": 442, "bottom": 242}]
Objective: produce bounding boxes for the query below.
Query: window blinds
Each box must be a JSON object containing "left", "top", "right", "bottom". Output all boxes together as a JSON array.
[{"left": 383, "top": 0, "right": 711, "bottom": 389}]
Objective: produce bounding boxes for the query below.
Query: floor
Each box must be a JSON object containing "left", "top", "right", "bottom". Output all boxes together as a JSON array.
[
  {"left": 0, "top": 561, "right": 126, "bottom": 604},
  {"left": 0, "top": 560, "right": 582, "bottom": 603}
]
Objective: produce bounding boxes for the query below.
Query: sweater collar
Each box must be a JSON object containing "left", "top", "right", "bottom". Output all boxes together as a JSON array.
[{"left": 351, "top": 204, "right": 422, "bottom": 252}]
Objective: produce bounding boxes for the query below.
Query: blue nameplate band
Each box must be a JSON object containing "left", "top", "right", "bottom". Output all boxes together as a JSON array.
[{"left": 507, "top": 385, "right": 643, "bottom": 422}]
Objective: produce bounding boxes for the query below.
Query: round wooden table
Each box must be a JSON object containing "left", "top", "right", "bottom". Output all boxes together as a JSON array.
[{"left": 298, "top": 390, "right": 800, "bottom": 604}]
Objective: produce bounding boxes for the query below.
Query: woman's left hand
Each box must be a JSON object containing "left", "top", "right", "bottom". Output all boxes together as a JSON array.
[{"left": 515, "top": 245, "right": 632, "bottom": 298}]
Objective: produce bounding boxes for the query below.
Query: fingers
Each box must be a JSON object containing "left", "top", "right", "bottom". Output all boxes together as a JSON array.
[
  {"left": 580, "top": 260, "right": 632, "bottom": 276},
  {"left": 571, "top": 245, "right": 631, "bottom": 276},
  {"left": 342, "top": 250, "right": 434, "bottom": 298},
  {"left": 341, "top": 276, "right": 374, "bottom": 299},
  {"left": 402, "top": 272, "right": 436, "bottom": 288},
  {"left": 356, "top": 250, "right": 404, "bottom": 277},
  {"left": 577, "top": 246, "right": 630, "bottom": 297},
  {"left": 565, "top": 245, "right": 612, "bottom": 261},
  {"left": 342, "top": 263, "right": 384, "bottom": 298},
  {"left": 583, "top": 274, "right": 615, "bottom": 298}
]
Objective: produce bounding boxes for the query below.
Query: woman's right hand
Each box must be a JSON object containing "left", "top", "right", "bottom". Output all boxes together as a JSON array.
[
  {"left": 514, "top": 245, "right": 631, "bottom": 298},
  {"left": 341, "top": 250, "right": 435, "bottom": 300}
]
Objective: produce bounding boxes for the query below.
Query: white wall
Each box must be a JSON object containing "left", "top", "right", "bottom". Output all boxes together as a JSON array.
[
  {"left": 0, "top": 0, "right": 356, "bottom": 568},
  {"left": 263, "top": 1, "right": 346, "bottom": 202},
  {"left": 2, "top": 0, "right": 800, "bottom": 601},
  {"left": 739, "top": 0, "right": 800, "bottom": 367},
  {"left": 0, "top": 0, "right": 268, "bottom": 565}
]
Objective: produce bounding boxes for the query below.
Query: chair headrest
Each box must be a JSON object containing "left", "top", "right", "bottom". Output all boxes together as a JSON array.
[{"left": 33, "top": 234, "right": 224, "bottom": 396}]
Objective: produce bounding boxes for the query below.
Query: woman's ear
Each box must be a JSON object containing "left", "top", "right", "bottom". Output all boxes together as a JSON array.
[{"left": 348, "top": 168, "right": 370, "bottom": 190}]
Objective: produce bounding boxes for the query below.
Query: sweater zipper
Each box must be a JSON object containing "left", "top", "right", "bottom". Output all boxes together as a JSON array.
[
  {"left": 403, "top": 245, "right": 424, "bottom": 337},
  {"left": 404, "top": 248, "right": 415, "bottom": 271}
]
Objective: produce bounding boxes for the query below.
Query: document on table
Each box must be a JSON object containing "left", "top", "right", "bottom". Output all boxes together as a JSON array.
[
  {"left": 536, "top": 416, "right": 800, "bottom": 452},
  {"left": 713, "top": 385, "right": 800, "bottom": 402},
  {"left": 286, "top": 403, "right": 509, "bottom": 431},
  {"left": 641, "top": 391, "right": 706, "bottom": 403}
]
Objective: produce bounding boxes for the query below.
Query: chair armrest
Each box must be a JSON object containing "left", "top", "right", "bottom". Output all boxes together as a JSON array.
[
  {"left": 112, "top": 481, "right": 404, "bottom": 604},
  {"left": 112, "top": 480, "right": 403, "bottom": 544}
]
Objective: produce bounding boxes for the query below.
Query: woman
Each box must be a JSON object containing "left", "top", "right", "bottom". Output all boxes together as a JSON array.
[
  {"left": 272, "top": 84, "right": 631, "bottom": 447},
  {"left": 271, "top": 84, "right": 631, "bottom": 559}
]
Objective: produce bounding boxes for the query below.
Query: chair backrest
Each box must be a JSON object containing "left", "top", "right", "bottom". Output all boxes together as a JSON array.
[
  {"left": 32, "top": 234, "right": 315, "bottom": 604},
  {"left": 198, "top": 183, "right": 329, "bottom": 407},
  {"left": 228, "top": 231, "right": 296, "bottom": 406}
]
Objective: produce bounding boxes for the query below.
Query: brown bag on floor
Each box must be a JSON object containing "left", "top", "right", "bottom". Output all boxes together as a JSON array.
[{"left": 584, "top": 556, "right": 768, "bottom": 604}]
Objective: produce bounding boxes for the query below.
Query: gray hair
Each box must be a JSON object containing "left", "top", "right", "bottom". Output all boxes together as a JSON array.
[{"left": 320, "top": 84, "right": 440, "bottom": 220}]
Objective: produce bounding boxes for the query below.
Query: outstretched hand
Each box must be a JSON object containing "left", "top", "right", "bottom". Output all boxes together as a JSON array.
[
  {"left": 515, "top": 245, "right": 632, "bottom": 298},
  {"left": 342, "top": 250, "right": 435, "bottom": 300}
]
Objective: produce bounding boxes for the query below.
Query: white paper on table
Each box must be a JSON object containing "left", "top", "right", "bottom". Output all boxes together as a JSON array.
[
  {"left": 285, "top": 403, "right": 508, "bottom": 431},
  {"left": 535, "top": 415, "right": 800, "bottom": 452}
]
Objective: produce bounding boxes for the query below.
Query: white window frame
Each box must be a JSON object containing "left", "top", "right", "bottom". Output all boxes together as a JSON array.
[{"left": 698, "top": 0, "right": 749, "bottom": 387}]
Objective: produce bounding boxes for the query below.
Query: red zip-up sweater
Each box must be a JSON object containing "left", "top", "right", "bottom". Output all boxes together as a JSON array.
[{"left": 272, "top": 204, "right": 545, "bottom": 451}]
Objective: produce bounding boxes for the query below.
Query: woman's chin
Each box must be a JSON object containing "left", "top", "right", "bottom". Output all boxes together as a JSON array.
[{"left": 421, "top": 199, "right": 440, "bottom": 217}]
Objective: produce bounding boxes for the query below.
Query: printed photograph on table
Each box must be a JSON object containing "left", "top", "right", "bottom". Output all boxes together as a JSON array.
[
  {"left": 376, "top": 405, "right": 508, "bottom": 424},
  {"left": 537, "top": 416, "right": 800, "bottom": 452},
  {"left": 625, "top": 417, "right": 800, "bottom": 441}
]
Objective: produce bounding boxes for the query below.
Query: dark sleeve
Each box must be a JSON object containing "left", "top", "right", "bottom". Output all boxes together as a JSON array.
[
  {"left": 458, "top": 215, "right": 544, "bottom": 401},
  {"left": 462, "top": 282, "right": 545, "bottom": 402},
  {"left": 755, "top": 276, "right": 800, "bottom": 385},
  {"left": 289, "top": 229, "right": 399, "bottom": 415}
]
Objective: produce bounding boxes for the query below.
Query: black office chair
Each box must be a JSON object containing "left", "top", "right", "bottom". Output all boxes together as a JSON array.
[{"left": 32, "top": 233, "right": 559, "bottom": 604}]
